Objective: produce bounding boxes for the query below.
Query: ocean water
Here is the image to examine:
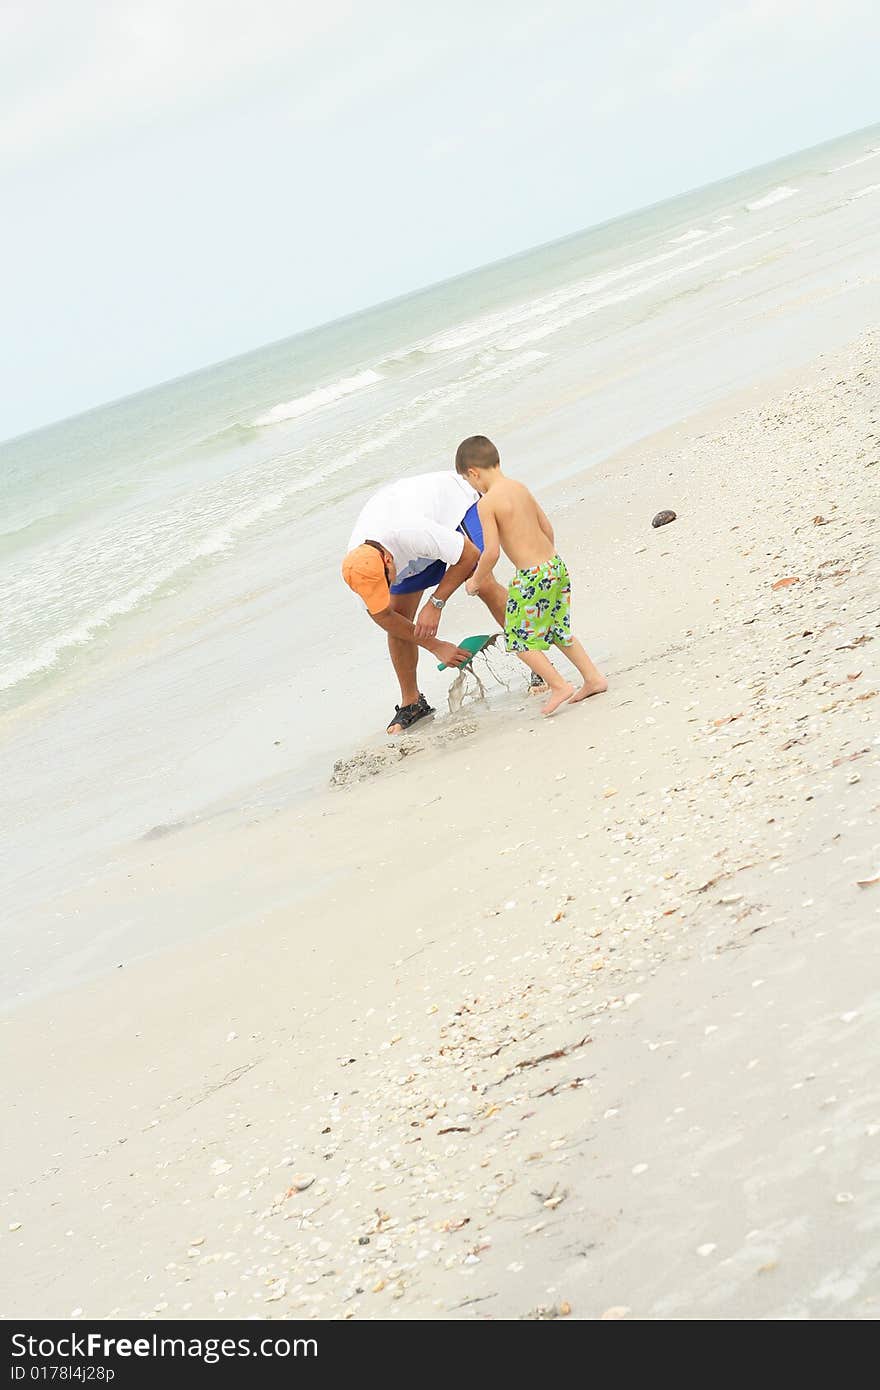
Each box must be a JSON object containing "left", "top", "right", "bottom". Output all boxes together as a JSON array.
[{"left": 2, "top": 122, "right": 880, "bottom": 987}]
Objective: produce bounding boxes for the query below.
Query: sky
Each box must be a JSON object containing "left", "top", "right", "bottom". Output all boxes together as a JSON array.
[{"left": 2, "top": 0, "right": 878, "bottom": 440}]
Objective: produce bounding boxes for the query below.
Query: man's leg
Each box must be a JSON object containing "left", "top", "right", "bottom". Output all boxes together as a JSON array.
[{"left": 386, "top": 589, "right": 423, "bottom": 729}]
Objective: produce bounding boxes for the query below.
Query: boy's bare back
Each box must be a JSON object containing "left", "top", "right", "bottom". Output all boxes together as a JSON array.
[{"left": 478, "top": 477, "right": 556, "bottom": 571}]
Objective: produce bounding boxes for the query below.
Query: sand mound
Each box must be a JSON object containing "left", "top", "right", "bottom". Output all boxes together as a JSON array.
[
  {"left": 330, "top": 717, "right": 480, "bottom": 787},
  {"left": 330, "top": 644, "right": 537, "bottom": 787}
]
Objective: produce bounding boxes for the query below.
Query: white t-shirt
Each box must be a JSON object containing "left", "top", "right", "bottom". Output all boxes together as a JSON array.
[{"left": 347, "top": 472, "right": 479, "bottom": 584}]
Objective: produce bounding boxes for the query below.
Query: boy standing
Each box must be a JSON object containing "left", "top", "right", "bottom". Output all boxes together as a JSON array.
[{"left": 458, "top": 436, "right": 607, "bottom": 716}]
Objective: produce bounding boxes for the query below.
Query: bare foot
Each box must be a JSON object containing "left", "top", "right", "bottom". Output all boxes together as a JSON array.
[
  {"left": 542, "top": 681, "right": 575, "bottom": 716},
  {"left": 568, "top": 675, "right": 609, "bottom": 704}
]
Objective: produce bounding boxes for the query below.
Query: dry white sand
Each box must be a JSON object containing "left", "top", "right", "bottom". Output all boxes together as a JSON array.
[{"left": 2, "top": 332, "right": 879, "bottom": 1320}]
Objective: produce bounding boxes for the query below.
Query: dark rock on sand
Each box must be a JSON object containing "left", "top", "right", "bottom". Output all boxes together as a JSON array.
[{"left": 651, "top": 509, "right": 677, "bottom": 528}]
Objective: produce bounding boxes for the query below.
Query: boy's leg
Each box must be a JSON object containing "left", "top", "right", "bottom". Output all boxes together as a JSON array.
[
  {"left": 555, "top": 637, "right": 608, "bottom": 702},
  {"left": 476, "top": 571, "right": 545, "bottom": 692},
  {"left": 505, "top": 563, "right": 571, "bottom": 714},
  {"left": 516, "top": 649, "right": 574, "bottom": 716}
]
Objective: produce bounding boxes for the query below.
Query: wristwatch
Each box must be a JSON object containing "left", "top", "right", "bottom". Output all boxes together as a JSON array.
[{"left": 429, "top": 596, "right": 445, "bottom": 610}]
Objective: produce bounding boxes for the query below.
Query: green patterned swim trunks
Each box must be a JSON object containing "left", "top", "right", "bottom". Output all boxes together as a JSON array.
[{"left": 504, "top": 554, "right": 572, "bottom": 652}]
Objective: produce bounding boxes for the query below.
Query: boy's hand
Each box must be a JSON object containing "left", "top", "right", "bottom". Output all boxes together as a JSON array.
[
  {"left": 414, "top": 603, "right": 441, "bottom": 639},
  {"left": 465, "top": 576, "right": 481, "bottom": 596}
]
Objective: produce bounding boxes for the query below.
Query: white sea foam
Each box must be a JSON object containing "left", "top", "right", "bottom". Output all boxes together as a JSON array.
[
  {"left": 0, "top": 487, "right": 291, "bottom": 694},
  {"left": 497, "top": 229, "right": 776, "bottom": 351},
  {"left": 414, "top": 230, "right": 731, "bottom": 360},
  {"left": 0, "top": 350, "right": 548, "bottom": 697},
  {"left": 297, "top": 350, "right": 547, "bottom": 495},
  {"left": 721, "top": 258, "right": 772, "bottom": 281},
  {"left": 830, "top": 148, "right": 880, "bottom": 173},
  {"left": 254, "top": 369, "right": 383, "bottom": 427},
  {"left": 745, "top": 186, "right": 799, "bottom": 212},
  {"left": 851, "top": 183, "right": 880, "bottom": 199},
  {"left": 667, "top": 227, "right": 710, "bottom": 243}
]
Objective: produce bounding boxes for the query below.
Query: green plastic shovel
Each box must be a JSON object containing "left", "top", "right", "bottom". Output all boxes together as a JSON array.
[{"left": 437, "top": 633, "right": 498, "bottom": 671}]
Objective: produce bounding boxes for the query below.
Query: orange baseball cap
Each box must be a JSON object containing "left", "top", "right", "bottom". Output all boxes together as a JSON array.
[{"left": 341, "top": 543, "right": 391, "bottom": 614}]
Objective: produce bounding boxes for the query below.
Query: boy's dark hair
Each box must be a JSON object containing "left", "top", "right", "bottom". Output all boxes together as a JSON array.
[{"left": 455, "top": 435, "right": 500, "bottom": 475}]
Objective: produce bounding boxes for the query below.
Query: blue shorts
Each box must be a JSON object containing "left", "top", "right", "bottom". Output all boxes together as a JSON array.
[{"left": 389, "top": 502, "right": 484, "bottom": 595}]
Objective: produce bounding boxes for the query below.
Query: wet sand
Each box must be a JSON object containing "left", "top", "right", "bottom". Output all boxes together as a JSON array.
[{"left": 2, "top": 331, "right": 879, "bottom": 1320}]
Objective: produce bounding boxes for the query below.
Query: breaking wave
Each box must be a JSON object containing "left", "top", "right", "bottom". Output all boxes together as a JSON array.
[
  {"left": 745, "top": 186, "right": 799, "bottom": 212},
  {"left": 254, "top": 370, "right": 383, "bottom": 427}
]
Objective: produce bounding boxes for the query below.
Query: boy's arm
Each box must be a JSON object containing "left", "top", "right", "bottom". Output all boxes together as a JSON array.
[
  {"left": 465, "top": 498, "right": 500, "bottom": 595},
  {"left": 433, "top": 537, "right": 480, "bottom": 602},
  {"left": 535, "top": 498, "right": 555, "bottom": 546}
]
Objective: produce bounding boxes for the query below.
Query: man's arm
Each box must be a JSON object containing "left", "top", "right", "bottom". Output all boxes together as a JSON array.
[
  {"left": 413, "top": 536, "right": 480, "bottom": 640},
  {"left": 465, "top": 498, "right": 500, "bottom": 595},
  {"left": 369, "top": 606, "right": 470, "bottom": 668}
]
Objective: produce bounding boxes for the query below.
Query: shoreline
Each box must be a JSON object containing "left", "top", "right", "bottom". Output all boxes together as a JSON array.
[
  {"left": 2, "top": 329, "right": 879, "bottom": 1319},
  {"left": 1, "top": 345, "right": 846, "bottom": 1010},
  {"left": 4, "top": 244, "right": 879, "bottom": 967}
]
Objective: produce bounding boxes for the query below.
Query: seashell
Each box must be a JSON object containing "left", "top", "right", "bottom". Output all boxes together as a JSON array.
[{"left": 285, "top": 1173, "right": 316, "bottom": 1194}]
